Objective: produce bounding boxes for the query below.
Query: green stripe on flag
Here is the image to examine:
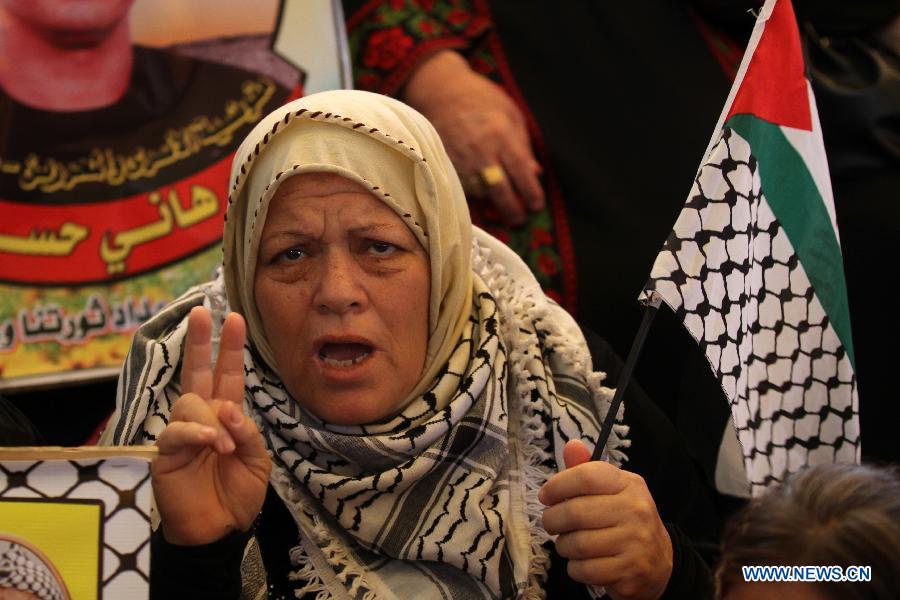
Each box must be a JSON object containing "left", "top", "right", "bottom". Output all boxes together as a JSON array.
[{"left": 727, "top": 113, "right": 855, "bottom": 368}]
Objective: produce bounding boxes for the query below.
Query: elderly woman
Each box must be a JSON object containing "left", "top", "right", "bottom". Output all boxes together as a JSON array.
[{"left": 103, "top": 90, "right": 697, "bottom": 599}]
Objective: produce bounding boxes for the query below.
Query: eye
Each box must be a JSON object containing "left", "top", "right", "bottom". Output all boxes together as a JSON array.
[
  {"left": 367, "top": 240, "right": 399, "bottom": 256},
  {"left": 278, "top": 247, "right": 307, "bottom": 262}
]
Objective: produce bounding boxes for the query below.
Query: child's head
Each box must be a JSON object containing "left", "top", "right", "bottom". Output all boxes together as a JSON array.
[{"left": 716, "top": 463, "right": 900, "bottom": 600}]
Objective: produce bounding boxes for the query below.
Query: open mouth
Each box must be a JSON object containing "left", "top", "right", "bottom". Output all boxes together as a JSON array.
[{"left": 317, "top": 342, "right": 373, "bottom": 367}]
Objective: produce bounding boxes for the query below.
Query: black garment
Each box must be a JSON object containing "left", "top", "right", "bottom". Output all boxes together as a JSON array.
[
  {"left": 485, "top": 0, "right": 730, "bottom": 355},
  {"left": 151, "top": 524, "right": 250, "bottom": 600},
  {"left": 4, "top": 380, "right": 115, "bottom": 446},
  {"left": 0, "top": 393, "right": 44, "bottom": 445},
  {"left": 151, "top": 486, "right": 712, "bottom": 600}
]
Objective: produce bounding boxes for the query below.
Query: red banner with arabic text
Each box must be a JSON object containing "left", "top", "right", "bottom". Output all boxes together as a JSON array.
[{"left": 0, "top": 158, "right": 229, "bottom": 285}]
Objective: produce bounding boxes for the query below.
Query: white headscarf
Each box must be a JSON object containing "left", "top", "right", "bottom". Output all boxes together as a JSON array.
[
  {"left": 224, "top": 90, "right": 472, "bottom": 404},
  {"left": 104, "top": 90, "right": 625, "bottom": 599}
]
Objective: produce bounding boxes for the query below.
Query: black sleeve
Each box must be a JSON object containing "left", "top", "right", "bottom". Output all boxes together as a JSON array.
[
  {"left": 660, "top": 522, "right": 713, "bottom": 600},
  {"left": 150, "top": 527, "right": 250, "bottom": 600},
  {"left": 255, "top": 485, "right": 303, "bottom": 597},
  {"left": 545, "top": 546, "right": 593, "bottom": 599}
]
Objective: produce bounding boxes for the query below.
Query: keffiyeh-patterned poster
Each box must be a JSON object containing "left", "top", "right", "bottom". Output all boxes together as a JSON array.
[{"left": 0, "top": 447, "right": 155, "bottom": 599}]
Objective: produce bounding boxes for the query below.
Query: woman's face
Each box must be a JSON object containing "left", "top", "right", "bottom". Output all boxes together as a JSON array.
[{"left": 254, "top": 172, "right": 430, "bottom": 425}]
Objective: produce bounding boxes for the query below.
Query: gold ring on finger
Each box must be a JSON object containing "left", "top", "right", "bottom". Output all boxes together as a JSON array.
[{"left": 479, "top": 165, "right": 505, "bottom": 187}]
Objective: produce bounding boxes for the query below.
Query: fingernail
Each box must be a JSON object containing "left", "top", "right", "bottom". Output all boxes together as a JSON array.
[
  {"left": 221, "top": 435, "right": 235, "bottom": 453},
  {"left": 231, "top": 410, "right": 242, "bottom": 426}
]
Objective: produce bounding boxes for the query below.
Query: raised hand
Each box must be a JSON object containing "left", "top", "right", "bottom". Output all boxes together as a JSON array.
[
  {"left": 540, "top": 440, "right": 673, "bottom": 600},
  {"left": 403, "top": 50, "right": 545, "bottom": 226},
  {"left": 151, "top": 306, "right": 271, "bottom": 546}
]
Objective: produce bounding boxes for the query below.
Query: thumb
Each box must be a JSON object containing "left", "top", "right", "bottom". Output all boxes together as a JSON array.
[{"left": 563, "top": 439, "right": 592, "bottom": 470}]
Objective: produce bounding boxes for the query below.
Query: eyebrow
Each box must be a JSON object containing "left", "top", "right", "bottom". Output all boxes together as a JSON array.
[
  {"left": 261, "top": 222, "right": 405, "bottom": 240},
  {"left": 348, "top": 223, "right": 399, "bottom": 235}
]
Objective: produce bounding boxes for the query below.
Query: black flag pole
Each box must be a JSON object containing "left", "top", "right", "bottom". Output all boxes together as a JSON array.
[{"left": 592, "top": 291, "right": 662, "bottom": 461}]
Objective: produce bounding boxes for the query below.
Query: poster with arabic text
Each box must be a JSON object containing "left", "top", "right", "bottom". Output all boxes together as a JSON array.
[{"left": 0, "top": 0, "right": 310, "bottom": 388}]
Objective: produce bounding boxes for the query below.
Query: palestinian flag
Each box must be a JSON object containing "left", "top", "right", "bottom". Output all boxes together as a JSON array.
[{"left": 642, "top": 0, "right": 859, "bottom": 495}]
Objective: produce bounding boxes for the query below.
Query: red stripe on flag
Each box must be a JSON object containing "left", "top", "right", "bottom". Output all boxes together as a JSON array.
[{"left": 725, "top": 0, "right": 811, "bottom": 131}]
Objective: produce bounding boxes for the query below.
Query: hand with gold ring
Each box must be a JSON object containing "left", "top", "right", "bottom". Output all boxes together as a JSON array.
[{"left": 402, "top": 50, "right": 545, "bottom": 226}]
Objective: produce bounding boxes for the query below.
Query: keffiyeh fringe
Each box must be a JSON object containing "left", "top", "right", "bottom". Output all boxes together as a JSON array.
[{"left": 471, "top": 236, "right": 627, "bottom": 599}]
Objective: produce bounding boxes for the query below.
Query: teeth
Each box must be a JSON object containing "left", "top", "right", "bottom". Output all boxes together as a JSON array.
[{"left": 321, "top": 352, "right": 370, "bottom": 367}]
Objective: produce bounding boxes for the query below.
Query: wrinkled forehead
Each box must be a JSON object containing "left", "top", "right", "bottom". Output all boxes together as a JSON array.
[{"left": 262, "top": 171, "right": 423, "bottom": 243}]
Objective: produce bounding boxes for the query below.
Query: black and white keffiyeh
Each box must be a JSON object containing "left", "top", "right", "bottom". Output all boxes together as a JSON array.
[{"left": 0, "top": 538, "right": 68, "bottom": 600}]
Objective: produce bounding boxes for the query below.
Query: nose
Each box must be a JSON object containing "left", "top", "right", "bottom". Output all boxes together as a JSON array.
[{"left": 313, "top": 248, "right": 366, "bottom": 315}]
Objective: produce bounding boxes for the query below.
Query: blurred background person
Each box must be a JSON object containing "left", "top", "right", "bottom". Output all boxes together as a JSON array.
[{"left": 716, "top": 463, "right": 900, "bottom": 599}]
